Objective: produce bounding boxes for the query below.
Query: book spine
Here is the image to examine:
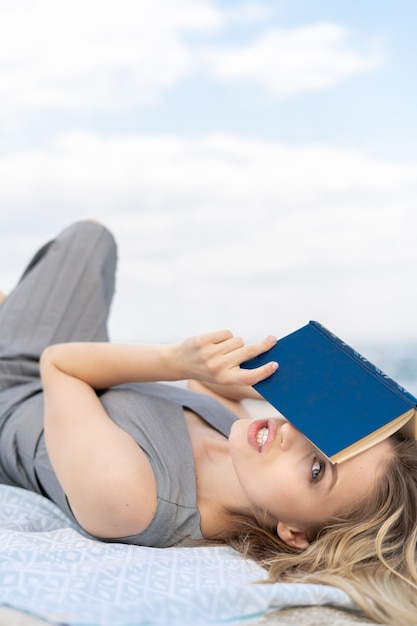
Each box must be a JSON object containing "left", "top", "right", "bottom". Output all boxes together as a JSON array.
[{"left": 309, "top": 321, "right": 417, "bottom": 406}]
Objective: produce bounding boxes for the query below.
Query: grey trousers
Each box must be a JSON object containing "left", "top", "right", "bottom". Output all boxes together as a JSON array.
[{"left": 0, "top": 220, "right": 117, "bottom": 488}]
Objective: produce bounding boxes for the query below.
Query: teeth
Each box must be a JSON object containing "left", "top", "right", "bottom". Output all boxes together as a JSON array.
[{"left": 256, "top": 427, "right": 269, "bottom": 448}]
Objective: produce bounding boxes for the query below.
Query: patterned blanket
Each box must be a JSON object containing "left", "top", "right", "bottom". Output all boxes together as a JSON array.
[{"left": 0, "top": 486, "right": 355, "bottom": 625}]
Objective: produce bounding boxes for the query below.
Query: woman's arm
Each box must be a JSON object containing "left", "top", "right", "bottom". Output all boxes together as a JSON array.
[
  {"left": 41, "top": 354, "right": 159, "bottom": 539},
  {"left": 41, "top": 330, "right": 277, "bottom": 389},
  {"left": 40, "top": 330, "right": 277, "bottom": 538}
]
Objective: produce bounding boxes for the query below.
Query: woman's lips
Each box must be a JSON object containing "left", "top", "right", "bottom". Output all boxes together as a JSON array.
[{"left": 247, "top": 418, "right": 277, "bottom": 453}]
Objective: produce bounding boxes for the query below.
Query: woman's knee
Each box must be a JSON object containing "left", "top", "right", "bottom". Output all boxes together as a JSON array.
[{"left": 62, "top": 220, "right": 117, "bottom": 256}]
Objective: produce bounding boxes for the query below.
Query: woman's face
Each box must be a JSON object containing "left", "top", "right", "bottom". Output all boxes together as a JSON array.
[{"left": 229, "top": 417, "right": 392, "bottom": 547}]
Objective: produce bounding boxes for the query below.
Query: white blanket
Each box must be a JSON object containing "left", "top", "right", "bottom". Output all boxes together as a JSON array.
[{"left": 0, "top": 486, "right": 355, "bottom": 625}]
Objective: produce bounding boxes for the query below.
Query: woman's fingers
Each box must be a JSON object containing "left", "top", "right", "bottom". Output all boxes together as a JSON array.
[
  {"left": 216, "top": 334, "right": 245, "bottom": 355},
  {"left": 233, "top": 335, "right": 279, "bottom": 386},
  {"left": 179, "top": 330, "right": 278, "bottom": 386},
  {"left": 208, "top": 331, "right": 276, "bottom": 359},
  {"left": 210, "top": 329, "right": 234, "bottom": 344},
  {"left": 240, "top": 335, "right": 277, "bottom": 361},
  {"left": 220, "top": 334, "right": 277, "bottom": 366},
  {"left": 238, "top": 359, "right": 279, "bottom": 386},
  {"left": 205, "top": 332, "right": 278, "bottom": 384}
]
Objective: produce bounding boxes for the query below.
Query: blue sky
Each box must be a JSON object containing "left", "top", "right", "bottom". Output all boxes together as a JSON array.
[{"left": 0, "top": 0, "right": 416, "bottom": 361}]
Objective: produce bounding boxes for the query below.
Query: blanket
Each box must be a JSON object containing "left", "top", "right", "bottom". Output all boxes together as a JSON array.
[{"left": 0, "top": 485, "right": 356, "bottom": 626}]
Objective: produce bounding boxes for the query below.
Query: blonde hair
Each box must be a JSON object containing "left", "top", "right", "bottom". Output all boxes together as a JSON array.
[{"left": 225, "top": 434, "right": 417, "bottom": 626}]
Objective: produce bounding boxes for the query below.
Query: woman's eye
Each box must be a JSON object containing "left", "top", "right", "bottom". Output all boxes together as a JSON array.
[{"left": 311, "top": 459, "right": 323, "bottom": 482}]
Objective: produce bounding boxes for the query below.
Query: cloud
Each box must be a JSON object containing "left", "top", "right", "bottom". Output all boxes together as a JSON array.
[
  {"left": 0, "top": 0, "right": 222, "bottom": 117},
  {"left": 0, "top": 132, "right": 414, "bottom": 226},
  {"left": 223, "top": 3, "right": 269, "bottom": 24},
  {"left": 0, "top": 131, "right": 416, "bottom": 345},
  {"left": 0, "top": 2, "right": 383, "bottom": 126},
  {"left": 202, "top": 23, "right": 383, "bottom": 96}
]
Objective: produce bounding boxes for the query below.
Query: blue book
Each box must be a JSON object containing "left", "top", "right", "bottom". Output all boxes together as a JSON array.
[{"left": 242, "top": 321, "right": 417, "bottom": 463}]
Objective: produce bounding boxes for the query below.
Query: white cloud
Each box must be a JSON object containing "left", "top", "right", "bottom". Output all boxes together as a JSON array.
[
  {"left": 223, "top": 3, "right": 269, "bottom": 24},
  {"left": 0, "top": 0, "right": 222, "bottom": 116},
  {"left": 0, "top": 132, "right": 414, "bottom": 225},
  {"left": 4, "top": 131, "right": 416, "bottom": 288},
  {"left": 0, "top": 2, "right": 384, "bottom": 124},
  {"left": 202, "top": 23, "right": 383, "bottom": 96},
  {"left": 0, "top": 131, "right": 416, "bottom": 346}
]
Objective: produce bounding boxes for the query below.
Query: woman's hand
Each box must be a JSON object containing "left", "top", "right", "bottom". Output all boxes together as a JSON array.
[
  {"left": 173, "top": 330, "right": 278, "bottom": 387},
  {"left": 40, "top": 330, "right": 277, "bottom": 390}
]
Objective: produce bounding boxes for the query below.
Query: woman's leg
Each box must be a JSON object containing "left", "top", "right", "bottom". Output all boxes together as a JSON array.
[
  {"left": 0, "top": 220, "right": 117, "bottom": 391},
  {"left": 0, "top": 220, "right": 117, "bottom": 489}
]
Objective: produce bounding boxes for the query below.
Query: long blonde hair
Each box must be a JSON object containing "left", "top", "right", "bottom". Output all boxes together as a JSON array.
[{"left": 226, "top": 434, "right": 417, "bottom": 626}]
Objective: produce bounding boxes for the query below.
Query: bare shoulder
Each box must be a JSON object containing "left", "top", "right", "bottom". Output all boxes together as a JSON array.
[
  {"left": 69, "top": 441, "right": 158, "bottom": 540},
  {"left": 42, "top": 361, "right": 159, "bottom": 540}
]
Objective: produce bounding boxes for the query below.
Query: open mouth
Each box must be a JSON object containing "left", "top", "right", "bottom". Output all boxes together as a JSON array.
[
  {"left": 248, "top": 419, "right": 277, "bottom": 452},
  {"left": 256, "top": 426, "right": 269, "bottom": 448}
]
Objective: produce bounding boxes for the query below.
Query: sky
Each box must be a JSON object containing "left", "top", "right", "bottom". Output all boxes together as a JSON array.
[{"left": 0, "top": 0, "right": 416, "bottom": 370}]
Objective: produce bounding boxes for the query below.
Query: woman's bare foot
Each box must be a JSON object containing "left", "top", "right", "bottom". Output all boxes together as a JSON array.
[{"left": 0, "top": 291, "right": 6, "bottom": 305}]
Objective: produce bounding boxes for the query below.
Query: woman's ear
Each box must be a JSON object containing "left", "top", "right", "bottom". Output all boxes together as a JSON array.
[{"left": 277, "top": 521, "right": 310, "bottom": 550}]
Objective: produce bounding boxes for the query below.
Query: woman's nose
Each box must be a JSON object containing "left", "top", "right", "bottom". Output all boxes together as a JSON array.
[
  {"left": 279, "top": 421, "right": 295, "bottom": 450},
  {"left": 279, "top": 421, "right": 305, "bottom": 451}
]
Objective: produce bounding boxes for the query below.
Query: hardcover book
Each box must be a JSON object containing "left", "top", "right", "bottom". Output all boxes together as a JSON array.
[{"left": 242, "top": 321, "right": 417, "bottom": 463}]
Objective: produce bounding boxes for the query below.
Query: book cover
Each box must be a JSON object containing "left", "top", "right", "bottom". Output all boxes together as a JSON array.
[{"left": 242, "top": 321, "right": 417, "bottom": 463}]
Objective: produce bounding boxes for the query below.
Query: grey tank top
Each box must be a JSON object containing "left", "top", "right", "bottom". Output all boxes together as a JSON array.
[{"left": 4, "top": 382, "right": 237, "bottom": 547}]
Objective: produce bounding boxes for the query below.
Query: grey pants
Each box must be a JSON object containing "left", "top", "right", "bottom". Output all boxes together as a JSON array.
[{"left": 0, "top": 220, "right": 117, "bottom": 488}]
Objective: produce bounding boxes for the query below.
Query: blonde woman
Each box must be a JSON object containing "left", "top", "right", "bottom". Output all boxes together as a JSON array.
[{"left": 0, "top": 221, "right": 416, "bottom": 625}]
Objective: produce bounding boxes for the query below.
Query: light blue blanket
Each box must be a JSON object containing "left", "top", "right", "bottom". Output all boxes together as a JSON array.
[{"left": 0, "top": 485, "right": 355, "bottom": 625}]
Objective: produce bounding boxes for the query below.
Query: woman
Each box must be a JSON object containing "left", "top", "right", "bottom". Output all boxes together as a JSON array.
[{"left": 0, "top": 220, "right": 416, "bottom": 625}]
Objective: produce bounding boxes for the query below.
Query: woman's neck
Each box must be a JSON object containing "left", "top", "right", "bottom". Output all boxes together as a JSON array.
[{"left": 184, "top": 409, "right": 253, "bottom": 538}]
